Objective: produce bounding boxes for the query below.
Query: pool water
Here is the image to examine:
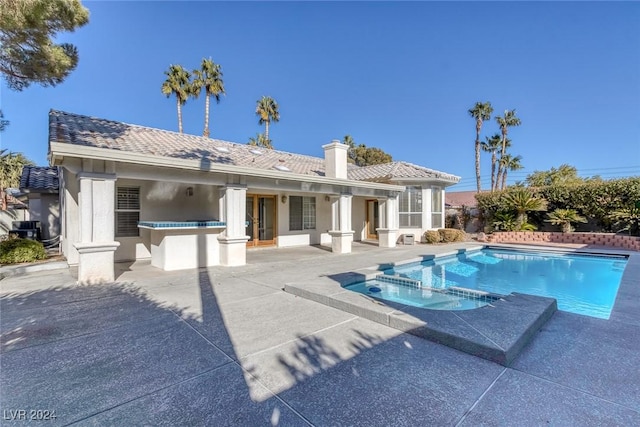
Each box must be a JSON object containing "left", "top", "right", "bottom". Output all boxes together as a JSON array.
[
  {"left": 346, "top": 279, "right": 495, "bottom": 311},
  {"left": 346, "top": 248, "right": 628, "bottom": 319}
]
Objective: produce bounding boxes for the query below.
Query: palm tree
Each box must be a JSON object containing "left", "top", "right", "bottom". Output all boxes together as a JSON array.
[
  {"left": 161, "top": 64, "right": 191, "bottom": 133},
  {"left": 503, "top": 187, "right": 547, "bottom": 228},
  {"left": 0, "top": 150, "right": 33, "bottom": 210},
  {"left": 255, "top": 96, "right": 280, "bottom": 142},
  {"left": 468, "top": 101, "right": 493, "bottom": 193},
  {"left": 192, "top": 58, "right": 225, "bottom": 138},
  {"left": 495, "top": 109, "right": 521, "bottom": 187},
  {"left": 481, "top": 133, "right": 507, "bottom": 192},
  {"left": 546, "top": 209, "right": 587, "bottom": 233},
  {"left": 499, "top": 154, "right": 523, "bottom": 190},
  {"left": 248, "top": 133, "right": 273, "bottom": 149}
]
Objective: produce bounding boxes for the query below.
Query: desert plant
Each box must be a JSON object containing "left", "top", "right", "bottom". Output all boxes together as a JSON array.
[
  {"left": 438, "top": 228, "right": 466, "bottom": 242},
  {"left": 607, "top": 205, "right": 640, "bottom": 236},
  {"left": 546, "top": 209, "right": 587, "bottom": 233},
  {"left": 423, "top": 230, "right": 441, "bottom": 244},
  {"left": 492, "top": 211, "right": 518, "bottom": 231},
  {"left": 503, "top": 187, "right": 547, "bottom": 227},
  {"left": 0, "top": 237, "right": 46, "bottom": 264}
]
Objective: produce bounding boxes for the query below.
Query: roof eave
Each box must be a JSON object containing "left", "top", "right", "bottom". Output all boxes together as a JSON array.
[
  {"left": 49, "top": 142, "right": 406, "bottom": 192},
  {"left": 388, "top": 177, "right": 460, "bottom": 186}
]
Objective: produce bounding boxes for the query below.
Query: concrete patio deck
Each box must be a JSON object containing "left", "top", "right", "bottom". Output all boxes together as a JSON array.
[{"left": 1, "top": 242, "right": 639, "bottom": 426}]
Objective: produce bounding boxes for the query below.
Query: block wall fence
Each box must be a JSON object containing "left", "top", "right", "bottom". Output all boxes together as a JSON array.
[{"left": 484, "top": 232, "right": 640, "bottom": 251}]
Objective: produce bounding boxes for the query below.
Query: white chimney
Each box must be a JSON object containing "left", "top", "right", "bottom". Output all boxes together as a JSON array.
[{"left": 322, "top": 139, "right": 349, "bottom": 179}]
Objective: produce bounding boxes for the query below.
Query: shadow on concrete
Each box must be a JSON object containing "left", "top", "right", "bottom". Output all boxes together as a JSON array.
[{"left": 0, "top": 254, "right": 407, "bottom": 425}]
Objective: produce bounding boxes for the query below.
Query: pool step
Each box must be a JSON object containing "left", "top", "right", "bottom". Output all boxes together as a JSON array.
[
  {"left": 376, "top": 274, "right": 422, "bottom": 289},
  {"left": 375, "top": 274, "right": 502, "bottom": 304}
]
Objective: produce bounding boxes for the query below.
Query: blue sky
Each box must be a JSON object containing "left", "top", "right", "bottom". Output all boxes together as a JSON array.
[{"left": 1, "top": 1, "right": 639, "bottom": 191}]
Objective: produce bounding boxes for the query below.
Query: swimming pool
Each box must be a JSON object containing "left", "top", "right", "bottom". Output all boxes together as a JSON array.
[{"left": 346, "top": 248, "right": 627, "bottom": 319}]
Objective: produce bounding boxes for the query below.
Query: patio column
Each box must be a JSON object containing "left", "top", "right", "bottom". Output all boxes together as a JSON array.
[
  {"left": 218, "top": 185, "right": 249, "bottom": 266},
  {"left": 377, "top": 195, "right": 399, "bottom": 248},
  {"left": 74, "top": 172, "right": 120, "bottom": 283},
  {"left": 329, "top": 194, "right": 353, "bottom": 254}
]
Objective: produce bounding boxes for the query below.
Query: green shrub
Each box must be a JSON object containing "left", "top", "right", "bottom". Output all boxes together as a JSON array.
[
  {"left": 0, "top": 238, "right": 47, "bottom": 264},
  {"left": 438, "top": 228, "right": 466, "bottom": 243},
  {"left": 475, "top": 177, "right": 640, "bottom": 233},
  {"left": 423, "top": 230, "right": 441, "bottom": 244}
]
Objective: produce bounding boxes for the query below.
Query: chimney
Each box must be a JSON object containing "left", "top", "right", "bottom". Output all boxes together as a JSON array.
[{"left": 322, "top": 139, "right": 349, "bottom": 179}]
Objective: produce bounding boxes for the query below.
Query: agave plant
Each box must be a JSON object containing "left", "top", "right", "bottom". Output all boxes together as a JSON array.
[{"left": 546, "top": 209, "right": 587, "bottom": 233}]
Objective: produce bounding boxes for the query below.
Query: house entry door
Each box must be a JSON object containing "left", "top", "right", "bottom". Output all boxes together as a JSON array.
[
  {"left": 246, "top": 195, "right": 276, "bottom": 247},
  {"left": 365, "top": 200, "right": 379, "bottom": 240}
]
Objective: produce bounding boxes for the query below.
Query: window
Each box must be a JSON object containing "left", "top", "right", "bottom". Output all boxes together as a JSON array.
[
  {"left": 289, "top": 196, "right": 316, "bottom": 230},
  {"left": 399, "top": 186, "right": 422, "bottom": 228},
  {"left": 431, "top": 186, "right": 443, "bottom": 228},
  {"left": 116, "top": 186, "right": 140, "bottom": 237}
]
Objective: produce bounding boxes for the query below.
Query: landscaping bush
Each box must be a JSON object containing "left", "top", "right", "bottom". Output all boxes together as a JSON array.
[
  {"left": 423, "top": 230, "right": 441, "bottom": 244},
  {"left": 475, "top": 177, "right": 640, "bottom": 234},
  {"left": 438, "top": 228, "right": 466, "bottom": 243},
  {"left": 0, "top": 237, "right": 47, "bottom": 264}
]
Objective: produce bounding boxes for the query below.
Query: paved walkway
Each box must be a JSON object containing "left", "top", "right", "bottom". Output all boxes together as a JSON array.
[{"left": 1, "top": 243, "right": 639, "bottom": 426}]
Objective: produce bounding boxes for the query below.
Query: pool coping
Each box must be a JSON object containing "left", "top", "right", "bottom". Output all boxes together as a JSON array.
[{"left": 287, "top": 245, "right": 608, "bottom": 366}]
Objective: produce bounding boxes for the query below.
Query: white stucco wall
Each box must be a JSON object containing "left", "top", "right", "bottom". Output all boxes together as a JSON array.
[
  {"left": 61, "top": 166, "right": 80, "bottom": 265},
  {"left": 276, "top": 191, "right": 333, "bottom": 247},
  {"left": 115, "top": 179, "right": 221, "bottom": 262},
  {"left": 352, "top": 197, "right": 366, "bottom": 241},
  {"left": 25, "top": 193, "right": 60, "bottom": 241}
]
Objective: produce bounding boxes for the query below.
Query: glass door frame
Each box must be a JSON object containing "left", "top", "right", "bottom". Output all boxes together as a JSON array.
[
  {"left": 365, "top": 199, "right": 379, "bottom": 240},
  {"left": 246, "top": 194, "right": 277, "bottom": 247}
]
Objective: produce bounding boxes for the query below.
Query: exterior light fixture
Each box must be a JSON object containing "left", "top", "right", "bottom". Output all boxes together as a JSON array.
[{"left": 281, "top": 195, "right": 287, "bottom": 204}]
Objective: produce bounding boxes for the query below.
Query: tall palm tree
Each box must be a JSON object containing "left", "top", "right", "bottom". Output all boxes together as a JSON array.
[
  {"left": 481, "top": 133, "right": 507, "bottom": 192},
  {"left": 192, "top": 58, "right": 225, "bottom": 138},
  {"left": 255, "top": 96, "right": 279, "bottom": 142},
  {"left": 248, "top": 133, "right": 273, "bottom": 149},
  {"left": 495, "top": 109, "right": 521, "bottom": 187},
  {"left": 468, "top": 101, "right": 493, "bottom": 193},
  {"left": 161, "top": 64, "right": 191, "bottom": 133},
  {"left": 499, "top": 154, "right": 523, "bottom": 190}
]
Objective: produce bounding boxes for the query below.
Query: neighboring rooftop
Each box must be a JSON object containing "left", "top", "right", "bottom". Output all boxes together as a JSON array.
[
  {"left": 19, "top": 166, "right": 59, "bottom": 193},
  {"left": 49, "top": 110, "right": 459, "bottom": 184},
  {"left": 445, "top": 190, "right": 481, "bottom": 208}
]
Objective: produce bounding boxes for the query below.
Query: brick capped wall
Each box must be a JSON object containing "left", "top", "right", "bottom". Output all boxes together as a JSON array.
[{"left": 486, "top": 232, "right": 640, "bottom": 251}]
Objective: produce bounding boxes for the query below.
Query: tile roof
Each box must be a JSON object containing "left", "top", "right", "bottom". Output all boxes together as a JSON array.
[
  {"left": 49, "top": 110, "right": 459, "bottom": 183},
  {"left": 445, "top": 191, "right": 482, "bottom": 208},
  {"left": 349, "top": 161, "right": 459, "bottom": 183},
  {"left": 19, "top": 166, "right": 60, "bottom": 192}
]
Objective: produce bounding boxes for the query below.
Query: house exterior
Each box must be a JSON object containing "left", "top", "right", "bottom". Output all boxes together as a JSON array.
[
  {"left": 445, "top": 190, "right": 482, "bottom": 233},
  {"left": 19, "top": 166, "right": 61, "bottom": 243},
  {"left": 48, "top": 110, "right": 459, "bottom": 283},
  {"left": 0, "top": 192, "right": 28, "bottom": 236}
]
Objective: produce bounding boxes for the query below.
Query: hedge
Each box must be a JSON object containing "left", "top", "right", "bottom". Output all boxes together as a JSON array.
[
  {"left": 476, "top": 177, "right": 640, "bottom": 233},
  {"left": 0, "top": 238, "right": 47, "bottom": 264}
]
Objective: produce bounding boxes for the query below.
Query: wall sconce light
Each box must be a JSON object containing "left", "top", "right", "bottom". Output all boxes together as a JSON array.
[
  {"left": 186, "top": 187, "right": 194, "bottom": 197},
  {"left": 281, "top": 195, "right": 287, "bottom": 204},
  {"left": 324, "top": 195, "right": 331, "bottom": 202}
]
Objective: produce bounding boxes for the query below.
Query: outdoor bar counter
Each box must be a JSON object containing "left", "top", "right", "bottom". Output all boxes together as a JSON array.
[{"left": 138, "top": 221, "right": 226, "bottom": 271}]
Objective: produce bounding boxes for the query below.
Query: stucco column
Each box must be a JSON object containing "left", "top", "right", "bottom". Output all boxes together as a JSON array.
[
  {"left": 377, "top": 195, "right": 399, "bottom": 248},
  {"left": 329, "top": 194, "right": 354, "bottom": 254},
  {"left": 73, "top": 173, "right": 120, "bottom": 283},
  {"left": 218, "top": 185, "right": 249, "bottom": 266}
]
